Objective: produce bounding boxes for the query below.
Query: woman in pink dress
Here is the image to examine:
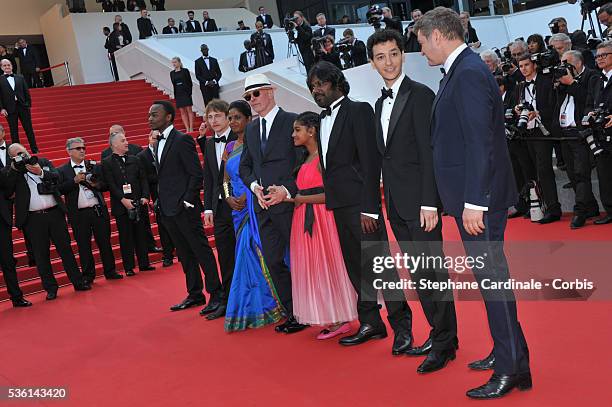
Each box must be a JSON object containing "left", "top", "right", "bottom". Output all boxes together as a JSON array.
[{"left": 286, "top": 112, "right": 357, "bottom": 339}]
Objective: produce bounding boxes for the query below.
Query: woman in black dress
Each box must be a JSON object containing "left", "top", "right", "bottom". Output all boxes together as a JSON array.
[{"left": 170, "top": 57, "right": 194, "bottom": 132}]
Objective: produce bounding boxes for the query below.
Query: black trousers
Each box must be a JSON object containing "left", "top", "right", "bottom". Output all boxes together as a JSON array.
[
  {"left": 526, "top": 134, "right": 561, "bottom": 216},
  {"left": 455, "top": 210, "right": 530, "bottom": 375},
  {"left": 23, "top": 207, "right": 84, "bottom": 293},
  {"left": 6, "top": 104, "right": 38, "bottom": 151},
  {"left": 508, "top": 139, "right": 536, "bottom": 213},
  {"left": 162, "top": 207, "right": 221, "bottom": 301},
  {"left": 214, "top": 199, "right": 236, "bottom": 303},
  {"left": 115, "top": 213, "right": 150, "bottom": 271},
  {"left": 139, "top": 204, "right": 157, "bottom": 250},
  {"left": 155, "top": 207, "right": 174, "bottom": 259},
  {"left": 595, "top": 141, "right": 612, "bottom": 216},
  {"left": 0, "top": 219, "right": 22, "bottom": 301},
  {"left": 561, "top": 137, "right": 599, "bottom": 216},
  {"left": 71, "top": 207, "right": 116, "bottom": 281},
  {"left": 200, "top": 84, "right": 219, "bottom": 107},
  {"left": 109, "top": 53, "right": 119, "bottom": 81},
  {"left": 387, "top": 199, "right": 458, "bottom": 351},
  {"left": 333, "top": 205, "right": 411, "bottom": 334},
  {"left": 256, "top": 208, "right": 293, "bottom": 314},
  {"left": 22, "top": 71, "right": 41, "bottom": 89}
]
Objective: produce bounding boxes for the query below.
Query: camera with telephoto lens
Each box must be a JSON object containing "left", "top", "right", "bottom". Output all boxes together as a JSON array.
[
  {"left": 283, "top": 16, "right": 299, "bottom": 43},
  {"left": 83, "top": 160, "right": 99, "bottom": 184},
  {"left": 504, "top": 108, "right": 521, "bottom": 140},
  {"left": 311, "top": 36, "right": 327, "bottom": 56},
  {"left": 552, "top": 61, "right": 574, "bottom": 81},
  {"left": 579, "top": 103, "right": 610, "bottom": 157},
  {"left": 12, "top": 153, "right": 39, "bottom": 174},
  {"left": 492, "top": 47, "right": 514, "bottom": 74},
  {"left": 516, "top": 101, "right": 535, "bottom": 130},
  {"left": 366, "top": 5, "right": 384, "bottom": 29},
  {"left": 549, "top": 21, "right": 560, "bottom": 35},
  {"left": 531, "top": 49, "right": 559, "bottom": 74},
  {"left": 127, "top": 200, "right": 141, "bottom": 222},
  {"left": 336, "top": 37, "right": 353, "bottom": 53}
]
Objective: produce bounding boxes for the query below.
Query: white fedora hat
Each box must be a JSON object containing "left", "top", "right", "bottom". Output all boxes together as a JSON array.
[{"left": 243, "top": 73, "right": 273, "bottom": 95}]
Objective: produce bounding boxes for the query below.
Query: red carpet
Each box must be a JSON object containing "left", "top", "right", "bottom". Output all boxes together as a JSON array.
[{"left": 1, "top": 218, "right": 611, "bottom": 406}]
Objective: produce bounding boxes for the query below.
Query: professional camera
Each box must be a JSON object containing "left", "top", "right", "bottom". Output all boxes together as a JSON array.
[
  {"left": 366, "top": 5, "right": 384, "bottom": 29},
  {"left": 311, "top": 36, "right": 327, "bottom": 56},
  {"left": 568, "top": 0, "right": 607, "bottom": 13},
  {"left": 492, "top": 47, "right": 514, "bottom": 74},
  {"left": 283, "top": 17, "right": 298, "bottom": 43},
  {"left": 516, "top": 101, "right": 535, "bottom": 129},
  {"left": 336, "top": 37, "right": 353, "bottom": 53},
  {"left": 12, "top": 153, "right": 39, "bottom": 174},
  {"left": 580, "top": 104, "right": 610, "bottom": 156},
  {"left": 504, "top": 108, "right": 520, "bottom": 140},
  {"left": 127, "top": 200, "right": 141, "bottom": 222},
  {"left": 83, "top": 160, "right": 99, "bottom": 184},
  {"left": 531, "top": 49, "right": 559, "bottom": 74},
  {"left": 336, "top": 38, "right": 354, "bottom": 69},
  {"left": 549, "top": 21, "right": 560, "bottom": 34},
  {"left": 552, "top": 61, "right": 574, "bottom": 81}
]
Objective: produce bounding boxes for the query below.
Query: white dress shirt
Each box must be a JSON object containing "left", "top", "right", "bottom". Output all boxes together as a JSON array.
[
  {"left": 7, "top": 75, "right": 15, "bottom": 91},
  {"left": 0, "top": 141, "right": 7, "bottom": 167},
  {"left": 25, "top": 171, "right": 57, "bottom": 211},
  {"left": 204, "top": 127, "right": 230, "bottom": 215},
  {"left": 71, "top": 159, "right": 99, "bottom": 209},
  {"left": 603, "top": 69, "right": 612, "bottom": 87},
  {"left": 247, "top": 50, "right": 256, "bottom": 68},
  {"left": 319, "top": 96, "right": 344, "bottom": 169},
  {"left": 156, "top": 124, "right": 174, "bottom": 163},
  {"left": 203, "top": 56, "right": 210, "bottom": 70},
  {"left": 523, "top": 75, "right": 538, "bottom": 130},
  {"left": 443, "top": 42, "right": 488, "bottom": 212}
]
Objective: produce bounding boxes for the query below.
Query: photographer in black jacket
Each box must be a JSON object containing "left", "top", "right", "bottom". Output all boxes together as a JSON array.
[{"left": 292, "top": 11, "right": 314, "bottom": 72}]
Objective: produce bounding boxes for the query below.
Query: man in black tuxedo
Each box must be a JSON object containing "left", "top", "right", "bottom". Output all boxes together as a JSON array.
[
  {"left": 162, "top": 18, "right": 179, "bottom": 34},
  {"left": 256, "top": 6, "right": 274, "bottom": 29},
  {"left": 341, "top": 29, "right": 367, "bottom": 67},
  {"left": 369, "top": 29, "right": 458, "bottom": 371},
  {"left": 0, "top": 59, "right": 39, "bottom": 153},
  {"left": 237, "top": 20, "right": 250, "bottom": 30},
  {"left": 314, "top": 13, "right": 335, "bottom": 41},
  {"left": 103, "top": 26, "right": 120, "bottom": 81},
  {"left": 101, "top": 130, "right": 154, "bottom": 276},
  {"left": 58, "top": 137, "right": 123, "bottom": 283},
  {"left": 114, "top": 15, "right": 133, "bottom": 44},
  {"left": 0, "top": 45, "right": 17, "bottom": 73},
  {"left": 306, "top": 61, "right": 411, "bottom": 352},
  {"left": 238, "top": 41, "right": 257, "bottom": 73},
  {"left": 184, "top": 11, "right": 202, "bottom": 33},
  {"left": 239, "top": 74, "right": 305, "bottom": 333},
  {"left": 14, "top": 39, "right": 40, "bottom": 89},
  {"left": 137, "top": 131, "right": 174, "bottom": 267},
  {"left": 415, "top": 8, "right": 530, "bottom": 398},
  {"left": 0, "top": 126, "right": 31, "bottom": 307},
  {"left": 197, "top": 100, "right": 237, "bottom": 320},
  {"left": 137, "top": 8, "right": 157, "bottom": 39},
  {"left": 148, "top": 100, "right": 223, "bottom": 312},
  {"left": 251, "top": 21, "right": 274, "bottom": 67},
  {"left": 195, "top": 44, "right": 221, "bottom": 106},
  {"left": 2, "top": 143, "right": 91, "bottom": 300},
  {"left": 202, "top": 11, "right": 218, "bottom": 32}
]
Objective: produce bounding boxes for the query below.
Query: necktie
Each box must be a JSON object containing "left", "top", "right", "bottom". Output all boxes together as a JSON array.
[
  {"left": 381, "top": 88, "right": 393, "bottom": 100},
  {"left": 214, "top": 136, "right": 227, "bottom": 143},
  {"left": 260, "top": 118, "right": 267, "bottom": 153},
  {"left": 73, "top": 164, "right": 84, "bottom": 169}
]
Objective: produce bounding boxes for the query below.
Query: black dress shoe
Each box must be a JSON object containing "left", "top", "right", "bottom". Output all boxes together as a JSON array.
[
  {"left": 105, "top": 273, "right": 124, "bottom": 280},
  {"left": 586, "top": 210, "right": 600, "bottom": 219},
  {"left": 570, "top": 215, "right": 586, "bottom": 229},
  {"left": 148, "top": 246, "right": 163, "bottom": 253},
  {"left": 46, "top": 292, "right": 57, "bottom": 301},
  {"left": 417, "top": 348, "right": 456, "bottom": 373},
  {"left": 170, "top": 297, "right": 206, "bottom": 311},
  {"left": 12, "top": 298, "right": 32, "bottom": 307},
  {"left": 406, "top": 337, "right": 433, "bottom": 356},
  {"left": 74, "top": 284, "right": 91, "bottom": 291},
  {"left": 28, "top": 257, "right": 36, "bottom": 267},
  {"left": 468, "top": 351, "right": 495, "bottom": 370},
  {"left": 162, "top": 258, "right": 173, "bottom": 267},
  {"left": 538, "top": 213, "right": 561, "bottom": 224},
  {"left": 466, "top": 372, "right": 532, "bottom": 399},
  {"left": 282, "top": 317, "right": 309, "bottom": 334},
  {"left": 339, "top": 323, "right": 387, "bottom": 346},
  {"left": 391, "top": 331, "right": 413, "bottom": 355},
  {"left": 125, "top": 270, "right": 136, "bottom": 276},
  {"left": 199, "top": 301, "right": 221, "bottom": 316},
  {"left": 508, "top": 210, "right": 526, "bottom": 219},
  {"left": 140, "top": 265, "right": 155, "bottom": 272},
  {"left": 274, "top": 318, "right": 290, "bottom": 333},
  {"left": 594, "top": 215, "right": 612, "bottom": 225},
  {"left": 205, "top": 305, "right": 226, "bottom": 320}
]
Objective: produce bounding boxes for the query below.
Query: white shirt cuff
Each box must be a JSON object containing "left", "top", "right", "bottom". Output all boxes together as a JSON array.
[
  {"left": 420, "top": 206, "right": 437, "bottom": 211},
  {"left": 204, "top": 210, "right": 213, "bottom": 214},
  {"left": 250, "top": 181, "right": 259, "bottom": 193},
  {"left": 362, "top": 212, "right": 379, "bottom": 220},
  {"left": 281, "top": 186, "right": 291, "bottom": 199},
  {"left": 465, "top": 203, "right": 488, "bottom": 211}
]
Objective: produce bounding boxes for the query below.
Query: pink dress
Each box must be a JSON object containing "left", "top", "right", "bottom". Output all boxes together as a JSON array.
[{"left": 290, "top": 156, "right": 357, "bottom": 325}]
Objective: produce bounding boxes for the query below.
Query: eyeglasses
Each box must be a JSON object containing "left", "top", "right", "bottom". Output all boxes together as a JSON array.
[
  {"left": 243, "top": 89, "right": 261, "bottom": 101},
  {"left": 70, "top": 147, "right": 86, "bottom": 151},
  {"left": 595, "top": 52, "right": 612, "bottom": 60}
]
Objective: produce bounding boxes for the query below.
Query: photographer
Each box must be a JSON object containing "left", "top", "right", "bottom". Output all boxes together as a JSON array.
[
  {"left": 291, "top": 11, "right": 314, "bottom": 72},
  {"left": 555, "top": 51, "right": 601, "bottom": 228},
  {"left": 101, "top": 129, "right": 154, "bottom": 276},
  {"left": 514, "top": 53, "right": 563, "bottom": 224},
  {"left": 404, "top": 9, "right": 422, "bottom": 53},
  {"left": 136, "top": 8, "right": 157, "bottom": 39},
  {"left": 504, "top": 40, "right": 528, "bottom": 94},
  {"left": 2, "top": 143, "right": 90, "bottom": 299},
  {"left": 481, "top": 50, "right": 502, "bottom": 75},
  {"left": 598, "top": 4, "right": 612, "bottom": 39},
  {"left": 381, "top": 7, "right": 403, "bottom": 33},
  {"left": 340, "top": 28, "right": 367, "bottom": 67},
  {"left": 527, "top": 34, "right": 547, "bottom": 54},
  {"left": 549, "top": 33, "right": 572, "bottom": 59},
  {"left": 549, "top": 17, "right": 569, "bottom": 35},
  {"left": 313, "top": 35, "right": 342, "bottom": 70},
  {"left": 584, "top": 41, "right": 612, "bottom": 224},
  {"left": 460, "top": 12, "right": 481, "bottom": 49},
  {"left": 250, "top": 21, "right": 274, "bottom": 67}
]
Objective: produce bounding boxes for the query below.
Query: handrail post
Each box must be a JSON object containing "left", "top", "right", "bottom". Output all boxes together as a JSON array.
[{"left": 64, "top": 61, "right": 73, "bottom": 86}]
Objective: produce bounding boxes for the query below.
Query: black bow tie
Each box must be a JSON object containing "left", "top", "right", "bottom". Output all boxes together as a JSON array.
[
  {"left": 0, "top": 145, "right": 5, "bottom": 150},
  {"left": 203, "top": 57, "right": 209, "bottom": 59},
  {"left": 214, "top": 136, "right": 227, "bottom": 143},
  {"left": 440, "top": 67, "right": 446, "bottom": 76},
  {"left": 320, "top": 103, "right": 341, "bottom": 119},
  {"left": 157, "top": 133, "right": 165, "bottom": 140},
  {"left": 4, "top": 74, "right": 13, "bottom": 78},
  {"left": 525, "top": 80, "right": 535, "bottom": 86},
  {"left": 381, "top": 88, "right": 393, "bottom": 100},
  {"left": 73, "top": 164, "right": 84, "bottom": 169}
]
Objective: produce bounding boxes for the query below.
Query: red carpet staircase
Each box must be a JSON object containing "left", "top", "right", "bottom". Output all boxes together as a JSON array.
[{"left": 0, "top": 80, "right": 207, "bottom": 301}]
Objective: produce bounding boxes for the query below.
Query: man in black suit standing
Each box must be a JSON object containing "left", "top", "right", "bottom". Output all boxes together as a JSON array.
[
  {"left": 341, "top": 29, "right": 367, "bottom": 67},
  {"left": 114, "top": 15, "right": 133, "bottom": 44},
  {"left": 306, "top": 61, "right": 411, "bottom": 353},
  {"left": 293, "top": 11, "right": 314, "bottom": 72},
  {"left": 251, "top": 21, "right": 274, "bottom": 67},
  {"left": 184, "top": 11, "right": 202, "bottom": 33},
  {"left": 239, "top": 73, "right": 305, "bottom": 333},
  {"left": 113, "top": 0, "right": 126, "bottom": 12},
  {"left": 101, "top": 129, "right": 154, "bottom": 276},
  {"left": 415, "top": 8, "right": 531, "bottom": 398},
  {"left": 0, "top": 125, "right": 31, "bottom": 307},
  {"left": 238, "top": 40, "right": 257, "bottom": 73},
  {"left": 3, "top": 143, "right": 91, "bottom": 300},
  {"left": 0, "top": 59, "right": 39, "bottom": 153},
  {"left": 148, "top": 100, "right": 223, "bottom": 312},
  {"left": 314, "top": 13, "right": 335, "bottom": 41},
  {"left": 58, "top": 137, "right": 123, "bottom": 283},
  {"left": 195, "top": 44, "right": 221, "bottom": 106},
  {"left": 202, "top": 10, "right": 218, "bottom": 32},
  {"left": 137, "top": 8, "right": 157, "bottom": 39},
  {"left": 150, "top": 0, "right": 164, "bottom": 11},
  {"left": 162, "top": 18, "right": 179, "bottom": 34},
  {"left": 14, "top": 39, "right": 40, "bottom": 89},
  {"left": 197, "top": 100, "right": 237, "bottom": 320},
  {"left": 368, "top": 29, "right": 458, "bottom": 371},
  {"left": 256, "top": 6, "right": 273, "bottom": 29}
]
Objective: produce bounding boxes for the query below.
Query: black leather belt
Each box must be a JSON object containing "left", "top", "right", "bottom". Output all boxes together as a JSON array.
[{"left": 29, "top": 206, "right": 57, "bottom": 214}]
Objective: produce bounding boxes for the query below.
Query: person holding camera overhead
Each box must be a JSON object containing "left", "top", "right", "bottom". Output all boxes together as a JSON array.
[
  {"left": 58, "top": 138, "right": 123, "bottom": 283},
  {"left": 250, "top": 21, "right": 274, "bottom": 67},
  {"left": 102, "top": 127, "right": 154, "bottom": 276},
  {"left": 291, "top": 11, "right": 314, "bottom": 72},
  {"left": 313, "top": 35, "right": 342, "bottom": 70},
  {"left": 2, "top": 143, "right": 91, "bottom": 300}
]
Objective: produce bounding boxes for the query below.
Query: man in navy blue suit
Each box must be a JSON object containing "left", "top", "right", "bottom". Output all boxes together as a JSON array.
[{"left": 415, "top": 8, "right": 531, "bottom": 399}]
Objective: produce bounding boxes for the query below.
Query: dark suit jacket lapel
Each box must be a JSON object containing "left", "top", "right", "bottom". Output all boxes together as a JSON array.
[
  {"left": 386, "top": 77, "right": 411, "bottom": 149},
  {"left": 206, "top": 137, "right": 219, "bottom": 181},
  {"left": 431, "top": 47, "right": 472, "bottom": 120},
  {"left": 263, "top": 109, "right": 284, "bottom": 157},
  {"left": 374, "top": 98, "right": 385, "bottom": 154},
  {"left": 159, "top": 128, "right": 176, "bottom": 170},
  {"left": 327, "top": 99, "right": 349, "bottom": 155}
]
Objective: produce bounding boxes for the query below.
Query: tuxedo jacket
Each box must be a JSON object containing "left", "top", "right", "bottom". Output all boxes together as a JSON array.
[
  {"left": 554, "top": 67, "right": 600, "bottom": 128},
  {"left": 431, "top": 47, "right": 516, "bottom": 217},
  {"left": 194, "top": 56, "right": 221, "bottom": 86},
  {"left": 137, "top": 147, "right": 159, "bottom": 201},
  {"left": 113, "top": 0, "right": 126, "bottom": 11},
  {"left": 154, "top": 127, "right": 204, "bottom": 217},
  {"left": 514, "top": 73, "right": 558, "bottom": 131},
  {"left": 14, "top": 46, "right": 39, "bottom": 74},
  {"left": 1, "top": 158, "right": 65, "bottom": 229},
  {"left": 239, "top": 109, "right": 299, "bottom": 214},
  {"left": 101, "top": 154, "right": 148, "bottom": 216},
  {"left": 137, "top": 17, "right": 156, "bottom": 39},
  {"left": 256, "top": 14, "right": 273, "bottom": 29},
  {"left": 108, "top": 30, "right": 129, "bottom": 52},
  {"left": 57, "top": 160, "right": 108, "bottom": 222},
  {"left": 202, "top": 18, "right": 218, "bottom": 32},
  {"left": 0, "top": 160, "right": 13, "bottom": 228},
  {"left": 351, "top": 39, "right": 368, "bottom": 66},
  {"left": 586, "top": 71, "right": 612, "bottom": 112},
  {"left": 101, "top": 143, "right": 143, "bottom": 160},
  {"left": 314, "top": 26, "right": 335, "bottom": 40},
  {"left": 185, "top": 19, "right": 202, "bottom": 32},
  {"left": 375, "top": 77, "right": 439, "bottom": 220},
  {"left": 239, "top": 50, "right": 256, "bottom": 72},
  {"left": 199, "top": 132, "right": 237, "bottom": 214},
  {"left": 162, "top": 25, "right": 179, "bottom": 34},
  {"left": 120, "top": 23, "right": 133, "bottom": 43},
  {"left": 317, "top": 98, "right": 381, "bottom": 214},
  {"left": 0, "top": 74, "right": 31, "bottom": 113}
]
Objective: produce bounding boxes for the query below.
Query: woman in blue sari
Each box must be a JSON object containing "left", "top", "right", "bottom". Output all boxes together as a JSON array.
[{"left": 223, "top": 100, "right": 284, "bottom": 332}]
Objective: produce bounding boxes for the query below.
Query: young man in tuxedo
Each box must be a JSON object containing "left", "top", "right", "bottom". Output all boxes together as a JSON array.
[
  {"left": 415, "top": 7, "right": 531, "bottom": 398},
  {"left": 251, "top": 21, "right": 274, "bottom": 68},
  {"left": 162, "top": 18, "right": 179, "bottom": 34},
  {"left": 114, "top": 15, "right": 133, "bottom": 44},
  {"left": 195, "top": 44, "right": 221, "bottom": 106},
  {"left": 238, "top": 40, "right": 257, "bottom": 73},
  {"left": 315, "top": 13, "right": 335, "bottom": 41},
  {"left": 0, "top": 59, "right": 39, "bottom": 153},
  {"left": 58, "top": 137, "right": 123, "bottom": 283},
  {"left": 148, "top": 100, "right": 223, "bottom": 313},
  {"left": 137, "top": 8, "right": 157, "bottom": 39},
  {"left": 184, "top": 10, "right": 202, "bottom": 33},
  {"left": 238, "top": 74, "right": 305, "bottom": 333},
  {"left": 197, "top": 100, "right": 237, "bottom": 320},
  {"left": 0, "top": 126, "right": 31, "bottom": 307},
  {"left": 3, "top": 143, "right": 91, "bottom": 300},
  {"left": 368, "top": 29, "right": 458, "bottom": 372},
  {"left": 256, "top": 6, "right": 273, "bottom": 29},
  {"left": 202, "top": 10, "right": 218, "bottom": 32},
  {"left": 14, "top": 39, "right": 40, "bottom": 89},
  {"left": 341, "top": 29, "right": 367, "bottom": 67},
  {"left": 306, "top": 61, "right": 412, "bottom": 353}
]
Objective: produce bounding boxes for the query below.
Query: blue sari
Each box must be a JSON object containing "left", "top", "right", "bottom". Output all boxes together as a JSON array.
[{"left": 223, "top": 141, "right": 285, "bottom": 332}]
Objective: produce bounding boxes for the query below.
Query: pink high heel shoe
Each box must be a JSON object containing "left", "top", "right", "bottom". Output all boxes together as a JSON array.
[{"left": 316, "top": 322, "right": 351, "bottom": 340}]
